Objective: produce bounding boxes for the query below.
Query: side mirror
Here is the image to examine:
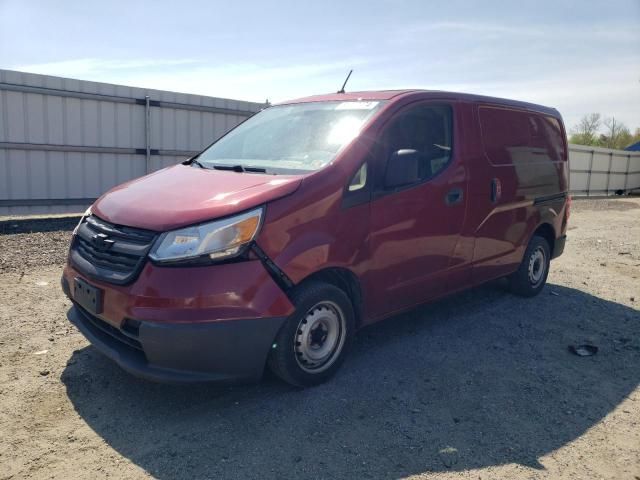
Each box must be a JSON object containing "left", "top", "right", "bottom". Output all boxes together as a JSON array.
[{"left": 384, "top": 149, "right": 421, "bottom": 189}]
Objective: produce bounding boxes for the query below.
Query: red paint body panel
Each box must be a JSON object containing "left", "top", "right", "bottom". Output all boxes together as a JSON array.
[
  {"left": 62, "top": 260, "right": 295, "bottom": 326},
  {"left": 280, "top": 90, "right": 419, "bottom": 104},
  {"left": 63, "top": 89, "right": 569, "bottom": 381},
  {"left": 465, "top": 104, "right": 569, "bottom": 283},
  {"left": 258, "top": 91, "right": 568, "bottom": 323},
  {"left": 92, "top": 164, "right": 302, "bottom": 231},
  {"left": 84, "top": 90, "right": 569, "bottom": 324}
]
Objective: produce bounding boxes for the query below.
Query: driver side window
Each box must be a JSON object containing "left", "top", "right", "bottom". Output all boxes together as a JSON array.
[{"left": 382, "top": 104, "right": 453, "bottom": 185}]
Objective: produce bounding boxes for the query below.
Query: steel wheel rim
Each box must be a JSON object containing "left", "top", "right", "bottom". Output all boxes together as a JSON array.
[
  {"left": 294, "top": 301, "right": 346, "bottom": 373},
  {"left": 528, "top": 246, "right": 546, "bottom": 286}
]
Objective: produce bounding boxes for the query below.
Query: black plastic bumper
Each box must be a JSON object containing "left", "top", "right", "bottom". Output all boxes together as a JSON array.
[
  {"left": 552, "top": 234, "right": 567, "bottom": 259},
  {"left": 67, "top": 305, "right": 286, "bottom": 383}
]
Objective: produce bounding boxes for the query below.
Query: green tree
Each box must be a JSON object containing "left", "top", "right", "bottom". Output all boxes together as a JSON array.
[
  {"left": 599, "top": 117, "right": 631, "bottom": 149},
  {"left": 627, "top": 128, "right": 640, "bottom": 148},
  {"left": 570, "top": 114, "right": 638, "bottom": 149},
  {"left": 569, "top": 113, "right": 601, "bottom": 146}
]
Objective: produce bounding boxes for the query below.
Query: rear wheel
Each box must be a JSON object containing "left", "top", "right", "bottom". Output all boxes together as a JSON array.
[
  {"left": 509, "top": 235, "right": 551, "bottom": 297},
  {"left": 268, "top": 282, "right": 355, "bottom": 387}
]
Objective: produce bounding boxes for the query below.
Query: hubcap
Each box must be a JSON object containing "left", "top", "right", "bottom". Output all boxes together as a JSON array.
[
  {"left": 528, "top": 246, "right": 546, "bottom": 286},
  {"left": 294, "top": 301, "right": 346, "bottom": 373}
]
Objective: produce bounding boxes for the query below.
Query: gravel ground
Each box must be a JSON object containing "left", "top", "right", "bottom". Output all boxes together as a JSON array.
[
  {"left": 0, "top": 217, "right": 78, "bottom": 273},
  {"left": 0, "top": 198, "right": 638, "bottom": 480}
]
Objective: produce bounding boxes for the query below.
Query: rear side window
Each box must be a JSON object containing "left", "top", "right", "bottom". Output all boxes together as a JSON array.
[
  {"left": 530, "top": 115, "right": 566, "bottom": 162},
  {"left": 382, "top": 104, "right": 453, "bottom": 183},
  {"left": 479, "top": 106, "right": 565, "bottom": 165}
]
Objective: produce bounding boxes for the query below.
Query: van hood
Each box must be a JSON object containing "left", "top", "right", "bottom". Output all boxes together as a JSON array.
[{"left": 92, "top": 164, "right": 302, "bottom": 231}]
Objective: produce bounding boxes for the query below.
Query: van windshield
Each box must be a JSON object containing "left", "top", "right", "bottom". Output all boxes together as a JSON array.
[{"left": 197, "top": 101, "right": 385, "bottom": 174}]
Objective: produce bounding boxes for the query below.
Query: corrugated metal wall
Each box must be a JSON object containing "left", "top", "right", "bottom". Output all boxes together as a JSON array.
[
  {"left": 0, "top": 69, "right": 264, "bottom": 216},
  {"left": 568, "top": 144, "right": 640, "bottom": 196},
  {"left": 2, "top": 69, "right": 639, "bottom": 216}
]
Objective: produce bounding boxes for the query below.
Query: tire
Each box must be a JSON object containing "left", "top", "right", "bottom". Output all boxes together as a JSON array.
[
  {"left": 268, "top": 281, "right": 355, "bottom": 387},
  {"left": 509, "top": 235, "right": 551, "bottom": 297}
]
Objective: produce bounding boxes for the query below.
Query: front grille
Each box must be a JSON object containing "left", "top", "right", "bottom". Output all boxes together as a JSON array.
[{"left": 70, "top": 215, "right": 157, "bottom": 285}]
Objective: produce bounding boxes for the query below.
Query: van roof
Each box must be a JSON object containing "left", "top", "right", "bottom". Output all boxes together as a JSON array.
[{"left": 279, "top": 90, "right": 560, "bottom": 117}]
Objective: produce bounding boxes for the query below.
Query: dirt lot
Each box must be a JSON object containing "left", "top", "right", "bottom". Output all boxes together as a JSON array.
[{"left": 0, "top": 199, "right": 638, "bottom": 480}]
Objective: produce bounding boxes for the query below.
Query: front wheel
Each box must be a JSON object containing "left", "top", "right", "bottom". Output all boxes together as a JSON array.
[
  {"left": 509, "top": 235, "right": 551, "bottom": 297},
  {"left": 268, "top": 282, "right": 355, "bottom": 387}
]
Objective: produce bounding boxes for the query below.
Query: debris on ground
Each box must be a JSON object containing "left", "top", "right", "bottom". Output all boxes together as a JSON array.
[
  {"left": 569, "top": 344, "right": 599, "bottom": 357},
  {"left": 438, "top": 446, "right": 459, "bottom": 468}
]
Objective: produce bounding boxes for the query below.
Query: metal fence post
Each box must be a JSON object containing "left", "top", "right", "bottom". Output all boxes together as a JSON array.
[
  {"left": 586, "top": 149, "right": 594, "bottom": 197},
  {"left": 144, "top": 95, "right": 151, "bottom": 174},
  {"left": 605, "top": 151, "right": 613, "bottom": 195},
  {"left": 624, "top": 153, "right": 631, "bottom": 192}
]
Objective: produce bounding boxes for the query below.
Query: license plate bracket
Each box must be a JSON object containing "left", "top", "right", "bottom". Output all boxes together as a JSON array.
[{"left": 73, "top": 277, "right": 103, "bottom": 315}]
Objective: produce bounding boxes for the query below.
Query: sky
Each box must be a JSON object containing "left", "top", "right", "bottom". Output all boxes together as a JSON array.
[{"left": 0, "top": 0, "right": 638, "bottom": 131}]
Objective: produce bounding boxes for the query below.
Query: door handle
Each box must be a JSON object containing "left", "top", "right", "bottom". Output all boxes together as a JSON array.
[{"left": 445, "top": 187, "right": 463, "bottom": 206}]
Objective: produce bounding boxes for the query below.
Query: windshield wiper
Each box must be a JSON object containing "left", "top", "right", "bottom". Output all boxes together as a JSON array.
[
  {"left": 211, "top": 164, "right": 267, "bottom": 173},
  {"left": 190, "top": 158, "right": 207, "bottom": 169}
]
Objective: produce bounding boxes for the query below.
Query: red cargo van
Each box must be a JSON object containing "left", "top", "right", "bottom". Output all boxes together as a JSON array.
[{"left": 61, "top": 90, "right": 569, "bottom": 386}]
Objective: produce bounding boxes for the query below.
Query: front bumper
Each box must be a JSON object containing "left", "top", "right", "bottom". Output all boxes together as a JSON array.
[
  {"left": 61, "top": 257, "right": 294, "bottom": 383},
  {"left": 67, "top": 304, "right": 286, "bottom": 383}
]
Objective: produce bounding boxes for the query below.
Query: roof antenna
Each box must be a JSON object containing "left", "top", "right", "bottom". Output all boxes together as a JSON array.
[{"left": 337, "top": 69, "right": 353, "bottom": 94}]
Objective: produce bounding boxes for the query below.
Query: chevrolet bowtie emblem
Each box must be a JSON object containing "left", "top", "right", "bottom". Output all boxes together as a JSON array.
[{"left": 91, "top": 233, "right": 115, "bottom": 250}]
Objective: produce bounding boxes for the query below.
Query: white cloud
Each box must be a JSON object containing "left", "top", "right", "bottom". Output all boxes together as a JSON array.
[
  {"left": 423, "top": 61, "right": 640, "bottom": 129},
  {"left": 7, "top": 20, "right": 639, "bottom": 131},
  {"left": 8, "top": 58, "right": 369, "bottom": 103},
  {"left": 14, "top": 58, "right": 200, "bottom": 77},
  {"left": 410, "top": 20, "right": 640, "bottom": 43}
]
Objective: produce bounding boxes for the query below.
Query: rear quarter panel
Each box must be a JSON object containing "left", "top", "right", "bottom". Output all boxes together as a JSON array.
[{"left": 466, "top": 104, "right": 568, "bottom": 281}]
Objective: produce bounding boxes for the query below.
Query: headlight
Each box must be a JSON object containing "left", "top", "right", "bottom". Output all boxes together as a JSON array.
[
  {"left": 73, "top": 206, "right": 92, "bottom": 235},
  {"left": 149, "top": 207, "right": 263, "bottom": 263}
]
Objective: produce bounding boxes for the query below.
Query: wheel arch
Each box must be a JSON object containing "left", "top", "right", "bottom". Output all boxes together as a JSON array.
[
  {"left": 532, "top": 222, "right": 556, "bottom": 256},
  {"left": 295, "top": 267, "right": 364, "bottom": 328}
]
